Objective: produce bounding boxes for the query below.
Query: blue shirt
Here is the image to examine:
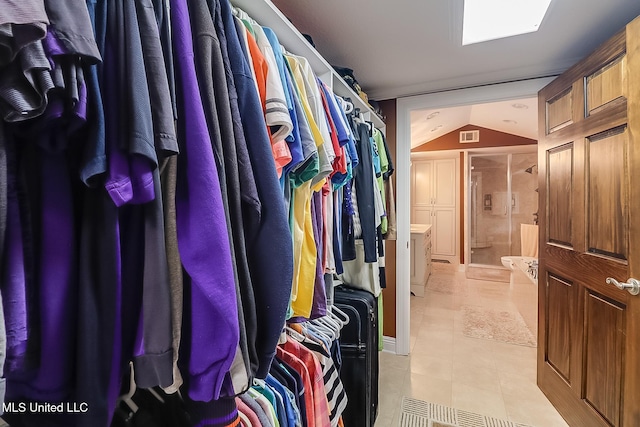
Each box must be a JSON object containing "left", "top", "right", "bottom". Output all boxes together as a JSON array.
[{"left": 219, "top": 0, "right": 294, "bottom": 379}]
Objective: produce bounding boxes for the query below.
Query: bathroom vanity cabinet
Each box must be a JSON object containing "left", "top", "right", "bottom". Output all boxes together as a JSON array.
[{"left": 410, "top": 224, "right": 432, "bottom": 297}]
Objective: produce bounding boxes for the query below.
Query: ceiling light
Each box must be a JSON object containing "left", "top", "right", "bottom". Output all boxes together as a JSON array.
[
  {"left": 426, "top": 112, "right": 440, "bottom": 120},
  {"left": 431, "top": 125, "right": 443, "bottom": 132},
  {"left": 463, "top": 0, "right": 552, "bottom": 46},
  {"left": 503, "top": 119, "right": 518, "bottom": 124},
  {"left": 511, "top": 103, "right": 529, "bottom": 109}
]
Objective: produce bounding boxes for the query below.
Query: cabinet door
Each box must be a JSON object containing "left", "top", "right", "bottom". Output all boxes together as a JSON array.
[
  {"left": 433, "top": 158, "right": 456, "bottom": 206},
  {"left": 412, "top": 157, "right": 458, "bottom": 258},
  {"left": 412, "top": 161, "right": 434, "bottom": 206},
  {"left": 433, "top": 208, "right": 456, "bottom": 256}
]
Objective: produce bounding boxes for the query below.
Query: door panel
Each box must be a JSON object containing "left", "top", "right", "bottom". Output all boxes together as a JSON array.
[
  {"left": 434, "top": 208, "right": 455, "bottom": 256},
  {"left": 538, "top": 15, "right": 640, "bottom": 427},
  {"left": 587, "top": 128, "right": 628, "bottom": 259},
  {"left": 413, "top": 161, "right": 433, "bottom": 206},
  {"left": 584, "top": 292, "right": 624, "bottom": 427},
  {"left": 586, "top": 55, "right": 625, "bottom": 115},
  {"left": 546, "top": 274, "right": 574, "bottom": 382},
  {"left": 547, "top": 144, "right": 573, "bottom": 246},
  {"left": 547, "top": 87, "right": 573, "bottom": 132},
  {"left": 434, "top": 159, "right": 456, "bottom": 206}
]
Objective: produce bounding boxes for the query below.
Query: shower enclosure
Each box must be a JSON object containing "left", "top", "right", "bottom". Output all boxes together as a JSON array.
[{"left": 469, "top": 151, "right": 538, "bottom": 266}]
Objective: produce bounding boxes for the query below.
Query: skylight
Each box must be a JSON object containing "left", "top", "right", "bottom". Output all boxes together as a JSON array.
[{"left": 463, "top": 0, "right": 552, "bottom": 45}]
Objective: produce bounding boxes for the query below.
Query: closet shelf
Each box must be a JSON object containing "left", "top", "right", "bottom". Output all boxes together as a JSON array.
[{"left": 231, "top": 0, "right": 385, "bottom": 129}]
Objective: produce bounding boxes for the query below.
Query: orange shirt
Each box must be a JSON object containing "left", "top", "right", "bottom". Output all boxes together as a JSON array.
[{"left": 245, "top": 27, "right": 292, "bottom": 177}]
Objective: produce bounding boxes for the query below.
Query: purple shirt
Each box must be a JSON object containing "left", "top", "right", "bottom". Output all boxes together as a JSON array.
[
  {"left": 4, "top": 30, "right": 87, "bottom": 405},
  {"left": 171, "top": 0, "right": 239, "bottom": 402},
  {"left": 2, "top": 164, "right": 28, "bottom": 376}
]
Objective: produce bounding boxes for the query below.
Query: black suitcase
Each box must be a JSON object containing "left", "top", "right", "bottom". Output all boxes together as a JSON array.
[{"left": 334, "top": 285, "right": 379, "bottom": 427}]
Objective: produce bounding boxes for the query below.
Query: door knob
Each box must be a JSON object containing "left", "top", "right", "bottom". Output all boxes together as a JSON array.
[{"left": 606, "top": 277, "right": 640, "bottom": 296}]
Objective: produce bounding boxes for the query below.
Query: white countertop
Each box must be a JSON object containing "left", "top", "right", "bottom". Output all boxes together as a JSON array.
[{"left": 410, "top": 224, "right": 432, "bottom": 234}]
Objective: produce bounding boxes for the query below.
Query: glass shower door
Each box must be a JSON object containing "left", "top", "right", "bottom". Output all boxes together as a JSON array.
[
  {"left": 470, "top": 154, "right": 510, "bottom": 266},
  {"left": 510, "top": 151, "right": 539, "bottom": 256},
  {"left": 469, "top": 150, "right": 538, "bottom": 266}
]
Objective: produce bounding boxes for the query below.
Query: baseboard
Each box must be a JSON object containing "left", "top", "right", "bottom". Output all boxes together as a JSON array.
[{"left": 382, "top": 336, "right": 396, "bottom": 353}]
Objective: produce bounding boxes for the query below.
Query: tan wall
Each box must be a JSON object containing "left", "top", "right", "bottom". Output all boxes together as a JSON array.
[{"left": 379, "top": 99, "right": 397, "bottom": 338}]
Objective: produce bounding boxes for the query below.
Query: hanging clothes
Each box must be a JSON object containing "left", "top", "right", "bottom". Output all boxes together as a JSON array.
[
  {"left": 171, "top": 0, "right": 238, "bottom": 403},
  {"left": 188, "top": 0, "right": 253, "bottom": 395},
  {"left": 218, "top": 0, "right": 294, "bottom": 380},
  {"left": 0, "top": 0, "right": 393, "bottom": 425}
]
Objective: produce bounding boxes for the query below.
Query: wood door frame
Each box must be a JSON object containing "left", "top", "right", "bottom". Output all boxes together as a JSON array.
[{"left": 394, "top": 78, "right": 554, "bottom": 355}]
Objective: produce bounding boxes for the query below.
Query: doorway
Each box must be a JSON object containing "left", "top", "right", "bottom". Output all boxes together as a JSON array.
[{"left": 394, "top": 77, "right": 554, "bottom": 355}]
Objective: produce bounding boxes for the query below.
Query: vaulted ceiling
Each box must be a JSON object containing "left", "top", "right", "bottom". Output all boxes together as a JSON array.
[{"left": 410, "top": 97, "right": 538, "bottom": 147}]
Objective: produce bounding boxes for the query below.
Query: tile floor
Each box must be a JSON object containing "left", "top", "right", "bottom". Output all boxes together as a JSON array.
[{"left": 375, "top": 263, "right": 570, "bottom": 427}]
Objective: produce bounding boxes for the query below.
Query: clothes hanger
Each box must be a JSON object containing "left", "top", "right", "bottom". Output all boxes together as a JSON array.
[
  {"left": 353, "top": 108, "right": 362, "bottom": 122},
  {"left": 253, "top": 378, "right": 268, "bottom": 389},
  {"left": 305, "top": 322, "right": 333, "bottom": 342},
  {"left": 344, "top": 98, "right": 355, "bottom": 114},
  {"left": 337, "top": 97, "right": 353, "bottom": 115},
  {"left": 278, "top": 328, "right": 287, "bottom": 345},
  {"left": 321, "top": 316, "right": 342, "bottom": 339},
  {"left": 345, "top": 101, "right": 354, "bottom": 114},
  {"left": 328, "top": 305, "right": 350, "bottom": 326},
  {"left": 314, "top": 315, "right": 342, "bottom": 335},
  {"left": 310, "top": 316, "right": 341, "bottom": 340},
  {"left": 303, "top": 323, "right": 333, "bottom": 348},
  {"left": 336, "top": 97, "right": 348, "bottom": 113},
  {"left": 325, "top": 314, "right": 344, "bottom": 335},
  {"left": 118, "top": 362, "right": 139, "bottom": 414},
  {"left": 285, "top": 325, "right": 307, "bottom": 342},
  {"left": 234, "top": 7, "right": 258, "bottom": 25},
  {"left": 309, "top": 318, "right": 336, "bottom": 340},
  {"left": 147, "top": 387, "right": 165, "bottom": 404},
  {"left": 288, "top": 322, "right": 323, "bottom": 346}
]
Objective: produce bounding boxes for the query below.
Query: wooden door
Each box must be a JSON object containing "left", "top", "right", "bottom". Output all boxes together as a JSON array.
[{"left": 537, "top": 16, "right": 640, "bottom": 427}]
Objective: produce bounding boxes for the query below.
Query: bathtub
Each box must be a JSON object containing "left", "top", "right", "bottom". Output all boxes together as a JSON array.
[
  {"left": 501, "top": 256, "right": 538, "bottom": 339},
  {"left": 501, "top": 256, "right": 538, "bottom": 285}
]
